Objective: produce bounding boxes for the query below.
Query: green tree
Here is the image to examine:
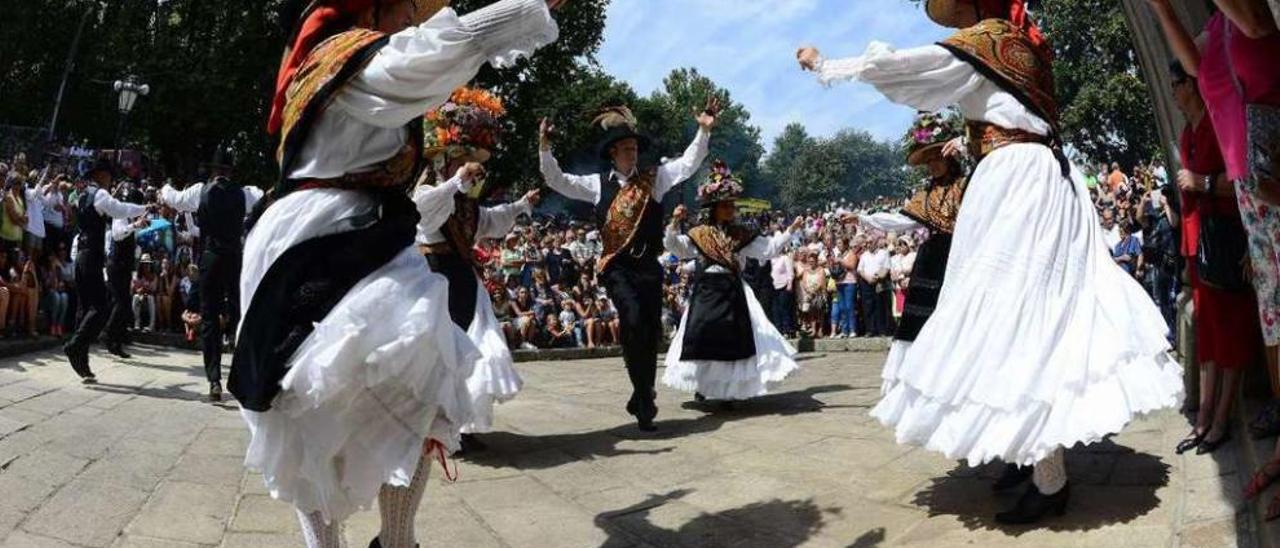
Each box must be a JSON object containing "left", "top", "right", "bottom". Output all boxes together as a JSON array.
[{"left": 762, "top": 124, "right": 909, "bottom": 212}]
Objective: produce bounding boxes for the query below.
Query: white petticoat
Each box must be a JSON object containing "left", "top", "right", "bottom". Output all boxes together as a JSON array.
[
  {"left": 663, "top": 281, "right": 799, "bottom": 400},
  {"left": 238, "top": 189, "right": 478, "bottom": 523},
  {"left": 870, "top": 144, "right": 1183, "bottom": 467},
  {"left": 458, "top": 276, "right": 522, "bottom": 434}
]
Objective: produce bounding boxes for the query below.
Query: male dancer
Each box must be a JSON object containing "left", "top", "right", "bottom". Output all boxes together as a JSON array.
[
  {"left": 159, "top": 162, "right": 262, "bottom": 402},
  {"left": 64, "top": 159, "right": 149, "bottom": 383},
  {"left": 103, "top": 186, "right": 146, "bottom": 359},
  {"left": 539, "top": 100, "right": 719, "bottom": 430}
]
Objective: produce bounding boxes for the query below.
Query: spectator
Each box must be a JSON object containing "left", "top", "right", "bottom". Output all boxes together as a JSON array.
[
  {"left": 42, "top": 253, "right": 69, "bottom": 336},
  {"left": 537, "top": 312, "right": 575, "bottom": 349},
  {"left": 797, "top": 251, "right": 828, "bottom": 337},
  {"left": 890, "top": 236, "right": 916, "bottom": 321},
  {"left": 858, "top": 235, "right": 892, "bottom": 337},
  {"left": 770, "top": 245, "right": 797, "bottom": 337},
  {"left": 180, "top": 264, "right": 201, "bottom": 343},
  {"left": 131, "top": 255, "right": 158, "bottom": 331},
  {"left": 2, "top": 177, "right": 27, "bottom": 260}
]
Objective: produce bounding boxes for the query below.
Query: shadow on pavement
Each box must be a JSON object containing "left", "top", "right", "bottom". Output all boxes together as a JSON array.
[
  {"left": 463, "top": 384, "right": 853, "bottom": 470},
  {"left": 593, "top": 489, "right": 838, "bottom": 548},
  {"left": 911, "top": 440, "right": 1170, "bottom": 535}
]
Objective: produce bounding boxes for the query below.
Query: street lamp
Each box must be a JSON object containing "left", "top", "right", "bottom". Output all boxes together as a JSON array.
[{"left": 113, "top": 76, "right": 150, "bottom": 148}]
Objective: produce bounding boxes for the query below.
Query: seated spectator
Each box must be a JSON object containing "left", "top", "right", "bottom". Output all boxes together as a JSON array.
[
  {"left": 593, "top": 296, "right": 620, "bottom": 347},
  {"left": 42, "top": 253, "right": 68, "bottom": 336},
  {"left": 132, "top": 255, "right": 158, "bottom": 331},
  {"left": 490, "top": 288, "right": 519, "bottom": 348},
  {"left": 180, "top": 264, "right": 201, "bottom": 342},
  {"left": 537, "top": 313, "right": 575, "bottom": 349},
  {"left": 557, "top": 299, "right": 583, "bottom": 348},
  {"left": 156, "top": 257, "right": 179, "bottom": 333},
  {"left": 512, "top": 287, "right": 538, "bottom": 349}
]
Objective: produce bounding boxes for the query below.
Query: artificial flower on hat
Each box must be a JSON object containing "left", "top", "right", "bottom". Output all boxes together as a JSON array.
[
  {"left": 902, "top": 111, "right": 963, "bottom": 166},
  {"left": 697, "top": 160, "right": 746, "bottom": 207},
  {"left": 423, "top": 86, "right": 507, "bottom": 163}
]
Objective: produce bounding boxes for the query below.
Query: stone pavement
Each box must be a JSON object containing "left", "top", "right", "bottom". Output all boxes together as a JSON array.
[{"left": 0, "top": 345, "right": 1253, "bottom": 547}]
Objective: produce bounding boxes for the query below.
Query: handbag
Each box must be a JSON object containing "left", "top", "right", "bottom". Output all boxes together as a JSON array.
[{"left": 1196, "top": 195, "right": 1249, "bottom": 292}]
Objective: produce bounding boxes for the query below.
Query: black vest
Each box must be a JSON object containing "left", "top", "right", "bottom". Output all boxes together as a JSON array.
[
  {"left": 198, "top": 177, "right": 248, "bottom": 254},
  {"left": 595, "top": 171, "right": 664, "bottom": 267},
  {"left": 76, "top": 186, "right": 107, "bottom": 262},
  {"left": 109, "top": 220, "right": 136, "bottom": 272}
]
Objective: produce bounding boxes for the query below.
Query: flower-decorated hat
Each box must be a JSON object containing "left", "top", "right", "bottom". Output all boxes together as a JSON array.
[
  {"left": 424, "top": 86, "right": 507, "bottom": 164},
  {"left": 697, "top": 160, "right": 745, "bottom": 208},
  {"left": 903, "top": 111, "right": 961, "bottom": 166}
]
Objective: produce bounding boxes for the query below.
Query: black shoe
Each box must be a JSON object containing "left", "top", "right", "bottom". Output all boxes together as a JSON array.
[
  {"left": 368, "top": 536, "right": 418, "bottom": 548},
  {"left": 106, "top": 343, "right": 131, "bottom": 359},
  {"left": 1175, "top": 430, "right": 1206, "bottom": 454},
  {"left": 995, "top": 483, "right": 1070, "bottom": 525},
  {"left": 993, "top": 463, "right": 1033, "bottom": 492},
  {"left": 637, "top": 416, "right": 657, "bottom": 432},
  {"left": 1196, "top": 429, "right": 1232, "bottom": 455},
  {"left": 694, "top": 392, "right": 707, "bottom": 403},
  {"left": 209, "top": 382, "right": 223, "bottom": 403},
  {"left": 81, "top": 375, "right": 98, "bottom": 385}
]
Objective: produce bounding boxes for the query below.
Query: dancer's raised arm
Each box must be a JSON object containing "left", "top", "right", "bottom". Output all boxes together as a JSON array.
[{"left": 538, "top": 117, "right": 604, "bottom": 204}]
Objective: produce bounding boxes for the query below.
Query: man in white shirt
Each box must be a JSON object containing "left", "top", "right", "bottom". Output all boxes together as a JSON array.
[
  {"left": 538, "top": 98, "right": 718, "bottom": 431},
  {"left": 770, "top": 250, "right": 797, "bottom": 337},
  {"left": 857, "top": 235, "right": 892, "bottom": 336}
]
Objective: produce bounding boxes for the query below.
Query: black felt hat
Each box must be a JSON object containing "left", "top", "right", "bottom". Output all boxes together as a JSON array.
[{"left": 594, "top": 106, "right": 651, "bottom": 161}]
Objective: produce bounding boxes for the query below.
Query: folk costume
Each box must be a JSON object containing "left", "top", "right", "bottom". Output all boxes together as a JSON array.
[
  {"left": 63, "top": 160, "right": 149, "bottom": 383},
  {"left": 540, "top": 106, "right": 711, "bottom": 431},
  {"left": 233, "top": 0, "right": 558, "bottom": 543},
  {"left": 808, "top": 0, "right": 1182, "bottom": 523},
  {"left": 413, "top": 88, "right": 532, "bottom": 441},
  {"left": 857, "top": 112, "right": 966, "bottom": 391},
  {"left": 661, "top": 162, "right": 799, "bottom": 402},
  {"left": 160, "top": 175, "right": 264, "bottom": 402}
]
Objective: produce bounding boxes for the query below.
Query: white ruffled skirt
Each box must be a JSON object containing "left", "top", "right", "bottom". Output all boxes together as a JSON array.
[
  {"left": 237, "top": 189, "right": 477, "bottom": 523},
  {"left": 459, "top": 277, "right": 522, "bottom": 434},
  {"left": 869, "top": 144, "right": 1183, "bottom": 467},
  {"left": 663, "top": 282, "right": 799, "bottom": 400}
]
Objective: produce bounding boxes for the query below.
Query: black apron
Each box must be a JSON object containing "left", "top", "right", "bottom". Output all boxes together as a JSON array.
[
  {"left": 894, "top": 233, "right": 952, "bottom": 342},
  {"left": 680, "top": 266, "right": 756, "bottom": 362}
]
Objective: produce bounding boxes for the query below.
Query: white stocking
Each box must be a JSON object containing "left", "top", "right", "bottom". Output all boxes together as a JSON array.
[
  {"left": 1032, "top": 447, "right": 1067, "bottom": 495},
  {"left": 377, "top": 450, "right": 433, "bottom": 548},
  {"left": 297, "top": 510, "right": 346, "bottom": 548}
]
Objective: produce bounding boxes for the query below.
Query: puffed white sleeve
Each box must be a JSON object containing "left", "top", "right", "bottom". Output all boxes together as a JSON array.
[
  {"left": 413, "top": 177, "right": 468, "bottom": 234},
  {"left": 858, "top": 212, "right": 922, "bottom": 233},
  {"left": 94, "top": 189, "right": 147, "bottom": 219},
  {"left": 814, "top": 42, "right": 984, "bottom": 112},
  {"left": 334, "top": 0, "right": 559, "bottom": 129},
  {"left": 477, "top": 199, "right": 531, "bottom": 240},
  {"left": 663, "top": 225, "right": 699, "bottom": 260},
  {"left": 540, "top": 150, "right": 602, "bottom": 204},
  {"left": 243, "top": 186, "right": 265, "bottom": 213},
  {"left": 160, "top": 183, "right": 204, "bottom": 213},
  {"left": 653, "top": 128, "right": 711, "bottom": 201},
  {"left": 740, "top": 230, "right": 792, "bottom": 260}
]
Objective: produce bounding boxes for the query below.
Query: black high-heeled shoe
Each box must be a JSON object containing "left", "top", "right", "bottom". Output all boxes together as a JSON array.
[
  {"left": 1175, "top": 430, "right": 1206, "bottom": 454},
  {"left": 992, "top": 463, "right": 1033, "bottom": 493},
  {"left": 369, "top": 537, "right": 418, "bottom": 548},
  {"left": 995, "top": 482, "right": 1070, "bottom": 525},
  {"left": 1196, "top": 429, "right": 1232, "bottom": 455}
]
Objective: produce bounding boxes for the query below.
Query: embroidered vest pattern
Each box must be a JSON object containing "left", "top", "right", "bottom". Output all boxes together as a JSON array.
[
  {"left": 687, "top": 224, "right": 757, "bottom": 272},
  {"left": 598, "top": 168, "right": 659, "bottom": 271}
]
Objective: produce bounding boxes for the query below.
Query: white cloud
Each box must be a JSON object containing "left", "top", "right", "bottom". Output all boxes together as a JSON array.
[{"left": 597, "top": 0, "right": 950, "bottom": 151}]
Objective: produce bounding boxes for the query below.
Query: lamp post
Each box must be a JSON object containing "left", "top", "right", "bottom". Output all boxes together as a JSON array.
[{"left": 113, "top": 76, "right": 150, "bottom": 148}]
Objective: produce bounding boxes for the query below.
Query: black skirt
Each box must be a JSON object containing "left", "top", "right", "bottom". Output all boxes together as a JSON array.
[
  {"left": 894, "top": 233, "right": 952, "bottom": 342},
  {"left": 680, "top": 273, "right": 757, "bottom": 362}
]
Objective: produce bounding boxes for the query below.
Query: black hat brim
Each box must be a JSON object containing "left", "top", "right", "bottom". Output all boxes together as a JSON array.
[{"left": 597, "top": 127, "right": 652, "bottom": 161}]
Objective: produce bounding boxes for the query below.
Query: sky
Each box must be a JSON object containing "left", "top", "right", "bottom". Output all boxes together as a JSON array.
[{"left": 596, "top": 0, "right": 951, "bottom": 151}]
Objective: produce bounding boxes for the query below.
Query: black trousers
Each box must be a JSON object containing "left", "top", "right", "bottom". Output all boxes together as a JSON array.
[
  {"left": 104, "top": 265, "right": 132, "bottom": 345},
  {"left": 65, "top": 250, "right": 108, "bottom": 377},
  {"left": 601, "top": 259, "right": 663, "bottom": 421},
  {"left": 858, "top": 280, "right": 888, "bottom": 337},
  {"left": 200, "top": 250, "right": 241, "bottom": 385}
]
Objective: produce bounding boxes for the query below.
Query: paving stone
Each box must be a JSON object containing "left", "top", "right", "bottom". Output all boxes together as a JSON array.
[
  {"left": 1178, "top": 516, "right": 1238, "bottom": 547},
  {"left": 3, "top": 449, "right": 89, "bottom": 487},
  {"left": 78, "top": 448, "right": 181, "bottom": 491},
  {"left": 0, "top": 530, "right": 80, "bottom": 548},
  {"left": 23, "top": 479, "right": 149, "bottom": 547},
  {"left": 125, "top": 481, "right": 237, "bottom": 545},
  {"left": 186, "top": 427, "right": 248, "bottom": 457},
  {"left": 220, "top": 532, "right": 299, "bottom": 548},
  {"left": 1182, "top": 475, "right": 1243, "bottom": 524},
  {"left": 167, "top": 453, "right": 244, "bottom": 486},
  {"left": 110, "top": 535, "right": 202, "bottom": 548},
  {"left": 454, "top": 475, "right": 609, "bottom": 547},
  {"left": 0, "top": 473, "right": 58, "bottom": 514},
  {"left": 227, "top": 495, "right": 298, "bottom": 534}
]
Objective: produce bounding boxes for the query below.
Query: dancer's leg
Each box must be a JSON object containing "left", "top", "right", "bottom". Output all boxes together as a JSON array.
[
  {"left": 296, "top": 510, "right": 345, "bottom": 548},
  {"left": 376, "top": 451, "right": 433, "bottom": 548}
]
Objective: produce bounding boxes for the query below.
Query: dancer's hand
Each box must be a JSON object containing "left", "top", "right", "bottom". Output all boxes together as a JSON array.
[
  {"left": 696, "top": 97, "right": 721, "bottom": 130},
  {"left": 538, "top": 118, "right": 556, "bottom": 151},
  {"left": 797, "top": 47, "right": 821, "bottom": 71},
  {"left": 456, "top": 162, "right": 486, "bottom": 186},
  {"left": 941, "top": 137, "right": 965, "bottom": 159},
  {"left": 672, "top": 204, "right": 688, "bottom": 224},
  {"left": 523, "top": 189, "right": 542, "bottom": 206},
  {"left": 788, "top": 216, "right": 805, "bottom": 232}
]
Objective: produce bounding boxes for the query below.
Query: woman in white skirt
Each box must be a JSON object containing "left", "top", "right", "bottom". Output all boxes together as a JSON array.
[
  {"left": 661, "top": 161, "right": 803, "bottom": 405},
  {"left": 798, "top": 0, "right": 1182, "bottom": 524},
  {"left": 232, "top": 1, "right": 563, "bottom": 546},
  {"left": 413, "top": 87, "right": 540, "bottom": 453}
]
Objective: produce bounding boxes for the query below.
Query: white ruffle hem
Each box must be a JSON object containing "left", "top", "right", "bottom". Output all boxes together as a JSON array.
[
  {"left": 458, "top": 277, "right": 522, "bottom": 434},
  {"left": 239, "top": 190, "right": 478, "bottom": 523},
  {"left": 869, "top": 144, "right": 1183, "bottom": 467},
  {"left": 663, "top": 282, "right": 799, "bottom": 400}
]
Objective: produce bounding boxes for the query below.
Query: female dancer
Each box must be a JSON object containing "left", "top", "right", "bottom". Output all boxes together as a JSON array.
[
  {"left": 661, "top": 161, "right": 803, "bottom": 404},
  {"left": 798, "top": 0, "right": 1182, "bottom": 523},
  {"left": 233, "top": 1, "right": 563, "bottom": 546}
]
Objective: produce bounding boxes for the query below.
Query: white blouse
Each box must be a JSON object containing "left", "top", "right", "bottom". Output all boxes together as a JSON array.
[
  {"left": 412, "top": 176, "right": 533, "bottom": 246},
  {"left": 815, "top": 42, "right": 1051, "bottom": 137},
  {"left": 663, "top": 225, "right": 793, "bottom": 273},
  {"left": 289, "top": 0, "right": 559, "bottom": 179}
]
